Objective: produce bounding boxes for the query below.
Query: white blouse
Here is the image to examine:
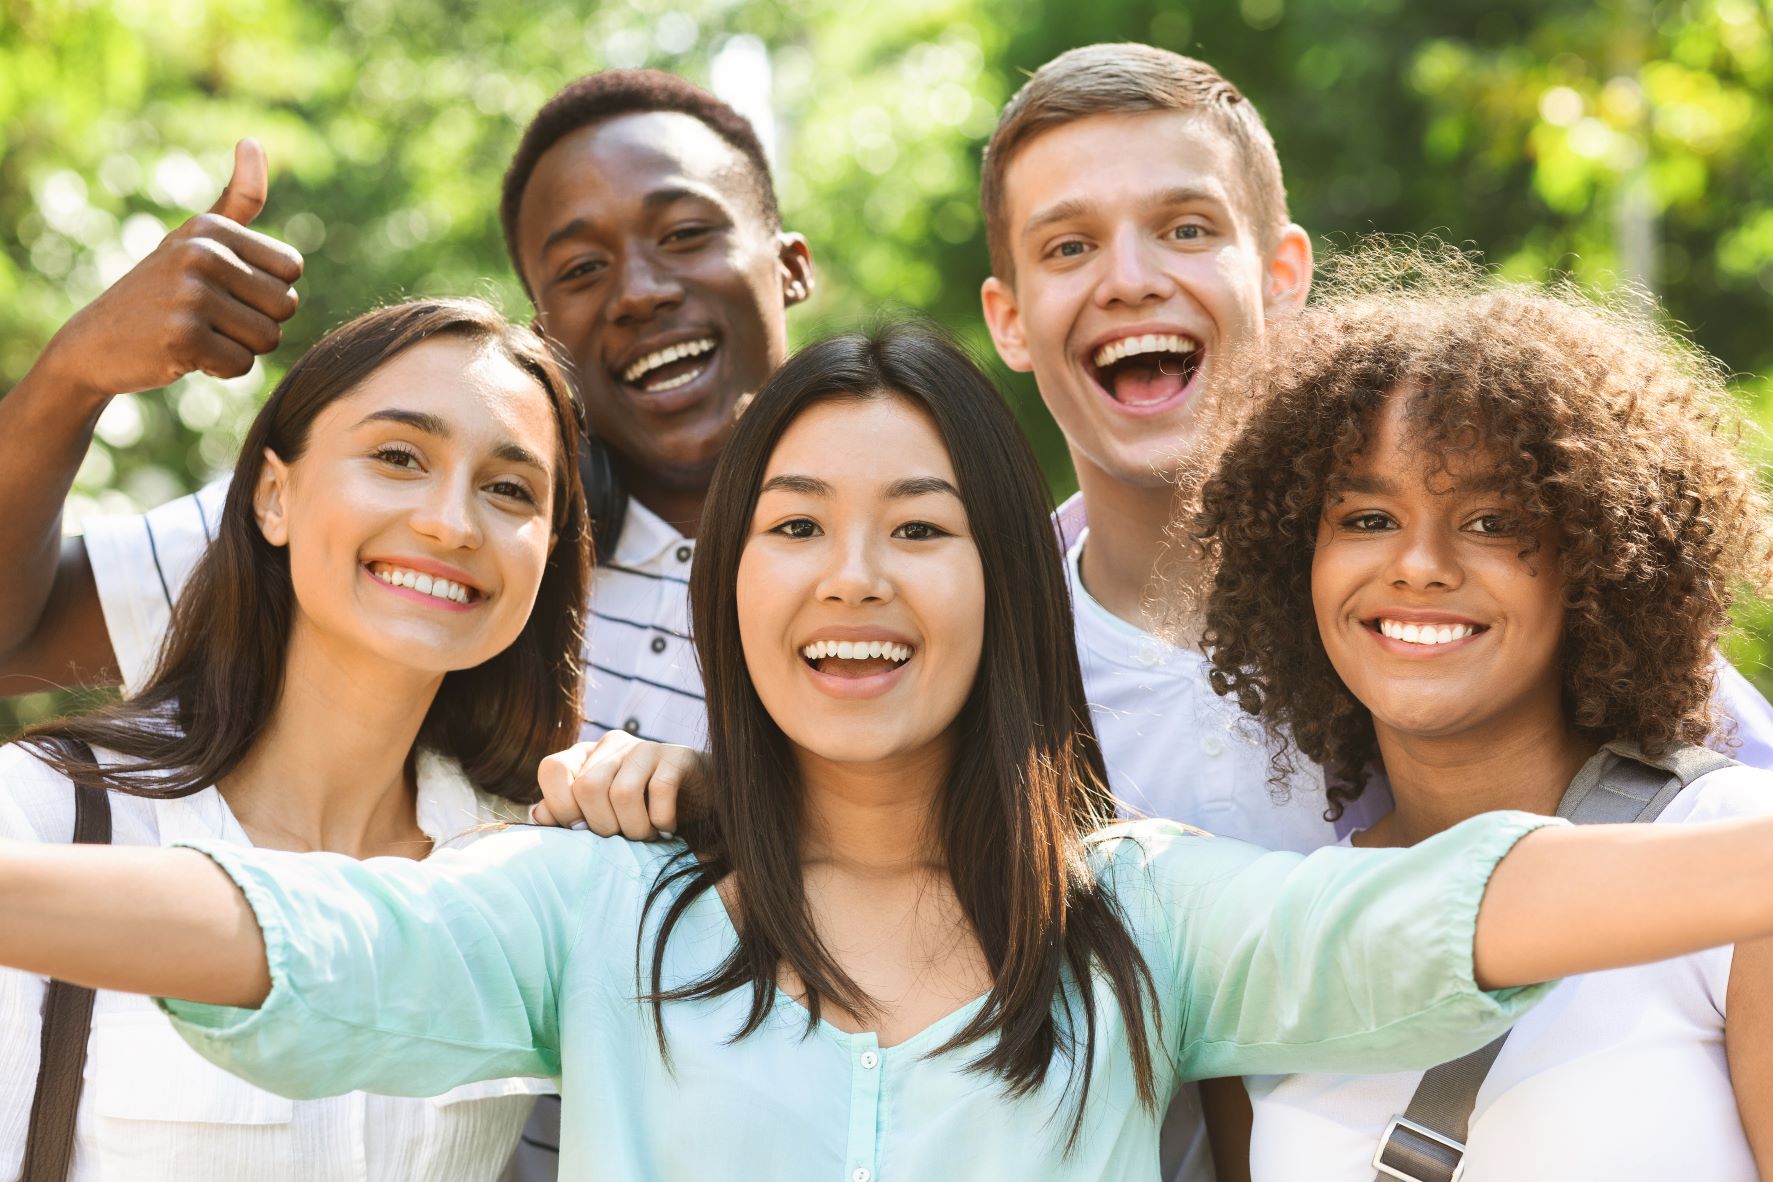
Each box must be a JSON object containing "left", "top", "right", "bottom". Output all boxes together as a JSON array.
[
  {"left": 0, "top": 743, "right": 550, "bottom": 1182},
  {"left": 1244, "top": 764, "right": 1773, "bottom": 1182}
]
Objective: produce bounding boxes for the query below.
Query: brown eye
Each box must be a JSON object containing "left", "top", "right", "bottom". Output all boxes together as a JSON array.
[{"left": 772, "top": 518, "right": 819, "bottom": 539}]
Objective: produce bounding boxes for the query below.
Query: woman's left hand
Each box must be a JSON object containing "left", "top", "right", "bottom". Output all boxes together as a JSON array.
[{"left": 531, "top": 733, "right": 704, "bottom": 840}]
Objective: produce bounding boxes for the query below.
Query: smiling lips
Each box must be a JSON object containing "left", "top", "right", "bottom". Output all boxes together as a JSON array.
[
  {"left": 1088, "top": 332, "right": 1201, "bottom": 408},
  {"left": 620, "top": 336, "right": 717, "bottom": 392},
  {"left": 799, "top": 638, "right": 913, "bottom": 680},
  {"left": 1372, "top": 618, "right": 1483, "bottom": 647},
  {"left": 368, "top": 562, "right": 480, "bottom": 607}
]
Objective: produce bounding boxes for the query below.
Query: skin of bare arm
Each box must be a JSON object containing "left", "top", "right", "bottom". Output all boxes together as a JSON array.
[
  {"left": 0, "top": 838, "right": 269, "bottom": 1006},
  {"left": 1726, "top": 935, "right": 1773, "bottom": 1172},
  {"left": 0, "top": 139, "right": 300, "bottom": 687},
  {"left": 1198, "top": 1076, "right": 1253, "bottom": 1182},
  {"left": 1473, "top": 820, "right": 1773, "bottom": 989}
]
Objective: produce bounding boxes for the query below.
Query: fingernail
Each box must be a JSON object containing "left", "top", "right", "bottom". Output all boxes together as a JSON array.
[
  {"left": 570, "top": 820, "right": 589, "bottom": 831},
  {"left": 527, "top": 803, "right": 542, "bottom": 824},
  {"left": 657, "top": 829, "right": 675, "bottom": 840}
]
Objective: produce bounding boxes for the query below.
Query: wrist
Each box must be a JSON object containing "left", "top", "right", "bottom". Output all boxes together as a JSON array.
[{"left": 16, "top": 341, "right": 114, "bottom": 422}]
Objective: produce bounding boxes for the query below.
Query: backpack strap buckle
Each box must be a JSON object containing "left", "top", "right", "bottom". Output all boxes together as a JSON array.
[{"left": 1373, "top": 1115, "right": 1468, "bottom": 1182}]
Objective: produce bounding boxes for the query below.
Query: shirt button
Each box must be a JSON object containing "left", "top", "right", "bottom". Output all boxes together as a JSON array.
[
  {"left": 622, "top": 718, "right": 640, "bottom": 735},
  {"left": 852, "top": 1170, "right": 871, "bottom": 1182},
  {"left": 1201, "top": 733, "right": 1225, "bottom": 757},
  {"left": 860, "top": 1050, "right": 879, "bottom": 1070},
  {"left": 650, "top": 637, "right": 667, "bottom": 654},
  {"left": 675, "top": 545, "right": 692, "bottom": 563}
]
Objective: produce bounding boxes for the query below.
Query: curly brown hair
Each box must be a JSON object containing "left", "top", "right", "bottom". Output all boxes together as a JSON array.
[{"left": 1190, "top": 242, "right": 1773, "bottom": 820}]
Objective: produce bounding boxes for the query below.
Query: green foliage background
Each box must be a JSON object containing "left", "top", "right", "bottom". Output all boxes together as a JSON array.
[{"left": 4, "top": 0, "right": 1772, "bottom": 731}]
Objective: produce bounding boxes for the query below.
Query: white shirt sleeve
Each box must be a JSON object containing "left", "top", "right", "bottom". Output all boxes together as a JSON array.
[
  {"left": 0, "top": 746, "right": 81, "bottom": 1181},
  {"left": 82, "top": 479, "right": 231, "bottom": 696}
]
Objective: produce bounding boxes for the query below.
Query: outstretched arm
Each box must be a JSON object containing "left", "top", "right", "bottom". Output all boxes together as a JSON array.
[
  {"left": 0, "top": 138, "right": 301, "bottom": 689},
  {"left": 0, "top": 839, "right": 268, "bottom": 1006},
  {"left": 1475, "top": 817, "right": 1773, "bottom": 987}
]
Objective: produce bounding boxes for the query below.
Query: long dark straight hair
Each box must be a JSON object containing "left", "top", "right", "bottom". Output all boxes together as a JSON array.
[
  {"left": 21, "top": 298, "right": 592, "bottom": 804},
  {"left": 643, "top": 322, "right": 1162, "bottom": 1135}
]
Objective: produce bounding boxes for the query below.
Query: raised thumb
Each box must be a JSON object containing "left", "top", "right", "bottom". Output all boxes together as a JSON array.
[{"left": 207, "top": 138, "right": 268, "bottom": 225}]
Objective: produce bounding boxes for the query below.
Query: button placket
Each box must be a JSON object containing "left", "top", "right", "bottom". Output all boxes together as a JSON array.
[{"left": 843, "top": 1035, "right": 883, "bottom": 1182}]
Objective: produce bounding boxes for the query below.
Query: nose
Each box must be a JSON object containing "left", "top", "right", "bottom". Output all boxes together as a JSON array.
[
  {"left": 407, "top": 470, "right": 484, "bottom": 552},
  {"left": 1385, "top": 520, "right": 1463, "bottom": 592},
  {"left": 1092, "top": 224, "right": 1172, "bottom": 310},
  {"left": 610, "top": 248, "right": 685, "bottom": 326},
  {"left": 814, "top": 528, "right": 893, "bottom": 606}
]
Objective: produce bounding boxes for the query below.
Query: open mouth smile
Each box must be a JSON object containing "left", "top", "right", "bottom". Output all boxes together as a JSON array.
[
  {"left": 1087, "top": 331, "right": 1202, "bottom": 411},
  {"left": 618, "top": 335, "right": 719, "bottom": 394},
  {"left": 799, "top": 638, "right": 914, "bottom": 679}
]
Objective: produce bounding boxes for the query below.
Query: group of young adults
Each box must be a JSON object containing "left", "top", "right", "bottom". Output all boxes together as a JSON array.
[{"left": 0, "top": 40, "right": 1769, "bottom": 1182}]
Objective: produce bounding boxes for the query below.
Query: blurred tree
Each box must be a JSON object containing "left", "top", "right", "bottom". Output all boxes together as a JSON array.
[{"left": 3, "top": 0, "right": 1769, "bottom": 736}]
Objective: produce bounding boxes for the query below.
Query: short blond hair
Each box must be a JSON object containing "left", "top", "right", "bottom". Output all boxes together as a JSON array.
[{"left": 981, "top": 43, "right": 1289, "bottom": 282}]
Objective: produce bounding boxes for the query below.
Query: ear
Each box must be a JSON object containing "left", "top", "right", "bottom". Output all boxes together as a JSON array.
[
  {"left": 777, "top": 233, "right": 815, "bottom": 306},
  {"left": 980, "top": 276, "right": 1032, "bottom": 373},
  {"left": 254, "top": 448, "right": 292, "bottom": 547},
  {"left": 1263, "top": 223, "right": 1313, "bottom": 316}
]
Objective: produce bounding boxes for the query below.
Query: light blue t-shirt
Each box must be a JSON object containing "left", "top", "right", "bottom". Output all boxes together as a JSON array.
[{"left": 160, "top": 812, "right": 1557, "bottom": 1181}]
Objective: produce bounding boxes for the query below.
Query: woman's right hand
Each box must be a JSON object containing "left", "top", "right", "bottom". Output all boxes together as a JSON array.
[{"left": 531, "top": 733, "right": 705, "bottom": 841}]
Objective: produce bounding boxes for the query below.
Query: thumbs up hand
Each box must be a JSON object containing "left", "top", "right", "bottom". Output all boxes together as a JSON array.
[{"left": 34, "top": 138, "right": 305, "bottom": 407}]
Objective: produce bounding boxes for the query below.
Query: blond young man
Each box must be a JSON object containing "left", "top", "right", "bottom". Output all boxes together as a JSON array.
[{"left": 973, "top": 42, "right": 1773, "bottom": 1182}]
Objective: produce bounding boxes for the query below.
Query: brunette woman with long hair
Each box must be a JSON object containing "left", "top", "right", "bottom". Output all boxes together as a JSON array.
[
  {"left": 0, "top": 297, "right": 590, "bottom": 1181},
  {"left": 7, "top": 324, "right": 1773, "bottom": 1180}
]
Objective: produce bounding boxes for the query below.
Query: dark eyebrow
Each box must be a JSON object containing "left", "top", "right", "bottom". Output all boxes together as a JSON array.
[
  {"left": 642, "top": 185, "right": 721, "bottom": 214},
  {"left": 356, "top": 408, "right": 447, "bottom": 435},
  {"left": 357, "top": 408, "right": 549, "bottom": 473},
  {"left": 540, "top": 217, "right": 593, "bottom": 255},
  {"left": 1339, "top": 472, "right": 1512, "bottom": 496},
  {"left": 760, "top": 474, "right": 831, "bottom": 496},
  {"left": 885, "top": 476, "right": 960, "bottom": 500},
  {"left": 540, "top": 187, "right": 722, "bottom": 255},
  {"left": 758, "top": 474, "right": 960, "bottom": 499}
]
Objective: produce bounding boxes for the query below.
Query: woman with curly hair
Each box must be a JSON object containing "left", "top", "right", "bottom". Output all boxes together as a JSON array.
[{"left": 1193, "top": 249, "right": 1773, "bottom": 1180}]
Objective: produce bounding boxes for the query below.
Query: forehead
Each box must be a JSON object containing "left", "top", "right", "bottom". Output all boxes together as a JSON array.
[
  {"left": 313, "top": 337, "right": 558, "bottom": 456},
  {"left": 1002, "top": 109, "right": 1251, "bottom": 235},
  {"left": 516, "top": 112, "right": 757, "bottom": 249},
  {"left": 763, "top": 397, "right": 956, "bottom": 485},
  {"left": 1347, "top": 394, "right": 1503, "bottom": 485}
]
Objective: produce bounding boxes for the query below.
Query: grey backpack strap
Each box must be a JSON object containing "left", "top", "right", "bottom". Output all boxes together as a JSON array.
[
  {"left": 1372, "top": 740, "right": 1735, "bottom": 1182},
  {"left": 24, "top": 739, "right": 111, "bottom": 1182}
]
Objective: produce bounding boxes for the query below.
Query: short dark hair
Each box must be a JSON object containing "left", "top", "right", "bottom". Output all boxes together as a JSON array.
[{"left": 500, "top": 69, "right": 781, "bottom": 286}]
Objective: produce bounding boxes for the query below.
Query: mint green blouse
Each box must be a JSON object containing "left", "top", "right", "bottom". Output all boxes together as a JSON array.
[{"left": 161, "top": 813, "right": 1556, "bottom": 1181}]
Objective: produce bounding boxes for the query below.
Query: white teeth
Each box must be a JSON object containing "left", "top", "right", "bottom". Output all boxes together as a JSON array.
[
  {"left": 799, "top": 640, "right": 912, "bottom": 663},
  {"left": 1376, "top": 619, "right": 1476, "bottom": 646},
  {"left": 372, "top": 564, "right": 475, "bottom": 605},
  {"left": 621, "top": 337, "right": 717, "bottom": 384},
  {"left": 1090, "top": 332, "right": 1198, "bottom": 369}
]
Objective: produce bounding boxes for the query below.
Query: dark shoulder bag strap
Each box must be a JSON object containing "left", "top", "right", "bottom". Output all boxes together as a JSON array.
[
  {"left": 1371, "top": 740, "right": 1735, "bottom": 1182},
  {"left": 23, "top": 739, "right": 111, "bottom": 1182}
]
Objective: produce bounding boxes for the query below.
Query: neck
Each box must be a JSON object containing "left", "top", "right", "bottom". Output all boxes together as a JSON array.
[
  {"left": 1365, "top": 702, "right": 1599, "bottom": 848},
  {"left": 1073, "top": 454, "right": 1202, "bottom": 641},
  {"left": 220, "top": 620, "right": 441, "bottom": 859},
  {"left": 795, "top": 740, "right": 953, "bottom": 874},
  {"left": 619, "top": 463, "right": 709, "bottom": 540}
]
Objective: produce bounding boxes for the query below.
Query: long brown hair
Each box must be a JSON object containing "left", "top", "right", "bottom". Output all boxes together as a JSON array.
[
  {"left": 642, "top": 322, "right": 1161, "bottom": 1138},
  {"left": 22, "top": 298, "right": 591, "bottom": 803}
]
